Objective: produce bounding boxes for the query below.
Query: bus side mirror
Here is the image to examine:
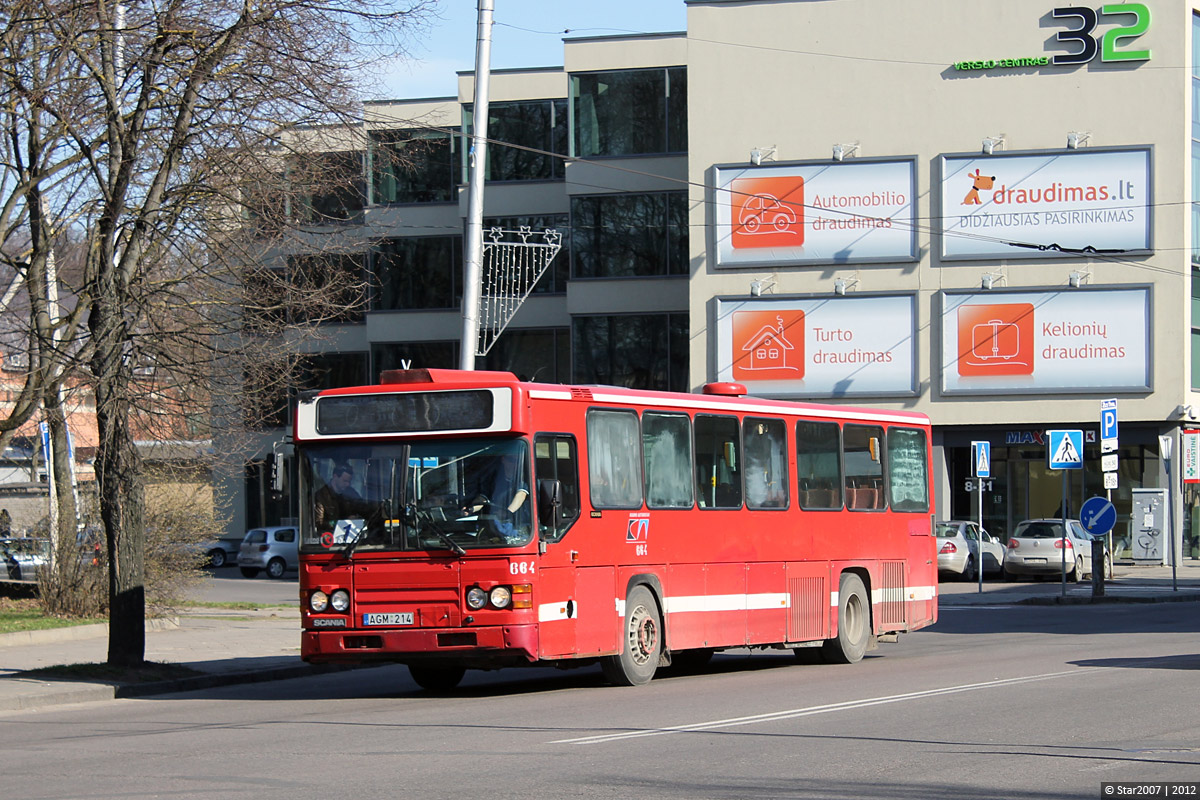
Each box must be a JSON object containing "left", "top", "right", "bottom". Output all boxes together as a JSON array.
[{"left": 538, "top": 479, "right": 562, "bottom": 529}]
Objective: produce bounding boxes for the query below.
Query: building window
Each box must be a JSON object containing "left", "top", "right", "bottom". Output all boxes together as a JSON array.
[
  {"left": 466, "top": 99, "right": 567, "bottom": 182},
  {"left": 372, "top": 236, "right": 463, "bottom": 311},
  {"left": 371, "top": 129, "right": 458, "bottom": 204},
  {"left": 482, "top": 214, "right": 570, "bottom": 293},
  {"left": 481, "top": 328, "right": 570, "bottom": 383},
  {"left": 571, "top": 192, "right": 688, "bottom": 278},
  {"left": 286, "top": 253, "right": 367, "bottom": 324},
  {"left": 291, "top": 151, "right": 365, "bottom": 223},
  {"left": 572, "top": 67, "right": 686, "bottom": 157},
  {"left": 572, "top": 312, "right": 688, "bottom": 392},
  {"left": 371, "top": 341, "right": 459, "bottom": 376}
]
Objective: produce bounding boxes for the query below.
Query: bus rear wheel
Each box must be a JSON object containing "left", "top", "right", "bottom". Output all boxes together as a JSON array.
[
  {"left": 409, "top": 664, "right": 466, "bottom": 691},
  {"left": 822, "top": 573, "right": 870, "bottom": 664},
  {"left": 602, "top": 585, "right": 662, "bottom": 686}
]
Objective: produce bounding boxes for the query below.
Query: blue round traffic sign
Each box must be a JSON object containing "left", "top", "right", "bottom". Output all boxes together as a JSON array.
[{"left": 1079, "top": 496, "right": 1117, "bottom": 536}]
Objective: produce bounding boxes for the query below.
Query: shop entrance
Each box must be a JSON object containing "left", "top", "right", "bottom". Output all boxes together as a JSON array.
[{"left": 948, "top": 440, "right": 1154, "bottom": 560}]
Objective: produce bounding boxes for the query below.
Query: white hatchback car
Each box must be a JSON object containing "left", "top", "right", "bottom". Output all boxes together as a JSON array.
[
  {"left": 1003, "top": 518, "right": 1110, "bottom": 582},
  {"left": 935, "top": 520, "right": 1004, "bottom": 580},
  {"left": 237, "top": 526, "right": 299, "bottom": 579}
]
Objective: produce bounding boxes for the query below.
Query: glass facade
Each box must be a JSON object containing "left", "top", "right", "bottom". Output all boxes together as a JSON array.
[
  {"left": 372, "top": 341, "right": 459, "bottom": 375},
  {"left": 372, "top": 236, "right": 463, "bottom": 311},
  {"left": 572, "top": 312, "right": 688, "bottom": 391},
  {"left": 465, "top": 99, "right": 568, "bottom": 182},
  {"left": 292, "top": 151, "right": 365, "bottom": 224},
  {"left": 481, "top": 328, "right": 570, "bottom": 383},
  {"left": 371, "top": 129, "right": 459, "bottom": 204},
  {"left": 571, "top": 192, "right": 689, "bottom": 278},
  {"left": 572, "top": 67, "right": 687, "bottom": 157}
]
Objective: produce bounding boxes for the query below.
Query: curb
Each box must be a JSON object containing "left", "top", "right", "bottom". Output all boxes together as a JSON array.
[
  {"left": 1020, "top": 592, "right": 1200, "bottom": 605},
  {"left": 0, "top": 617, "right": 179, "bottom": 648}
]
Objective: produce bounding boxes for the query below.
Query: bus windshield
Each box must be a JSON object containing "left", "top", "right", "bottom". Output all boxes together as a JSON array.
[{"left": 301, "top": 438, "right": 533, "bottom": 554}]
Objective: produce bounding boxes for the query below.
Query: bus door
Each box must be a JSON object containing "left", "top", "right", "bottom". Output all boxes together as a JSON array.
[{"left": 531, "top": 434, "right": 609, "bottom": 659}]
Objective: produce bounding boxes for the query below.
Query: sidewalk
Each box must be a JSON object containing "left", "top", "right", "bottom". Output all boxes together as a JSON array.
[
  {"left": 0, "top": 606, "right": 340, "bottom": 713},
  {"left": 2, "top": 563, "right": 1200, "bottom": 714}
]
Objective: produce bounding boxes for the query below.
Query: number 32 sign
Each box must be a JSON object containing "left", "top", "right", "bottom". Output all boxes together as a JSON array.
[{"left": 1052, "top": 4, "right": 1152, "bottom": 65}]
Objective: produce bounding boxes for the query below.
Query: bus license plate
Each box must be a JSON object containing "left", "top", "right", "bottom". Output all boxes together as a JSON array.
[{"left": 363, "top": 612, "right": 414, "bottom": 626}]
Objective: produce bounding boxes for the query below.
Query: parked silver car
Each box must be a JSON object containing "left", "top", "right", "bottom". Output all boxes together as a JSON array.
[
  {"left": 2, "top": 537, "right": 51, "bottom": 582},
  {"left": 237, "top": 526, "right": 298, "bottom": 579},
  {"left": 935, "top": 520, "right": 1004, "bottom": 580},
  {"left": 1003, "top": 518, "right": 1110, "bottom": 582},
  {"left": 204, "top": 534, "right": 246, "bottom": 568}
]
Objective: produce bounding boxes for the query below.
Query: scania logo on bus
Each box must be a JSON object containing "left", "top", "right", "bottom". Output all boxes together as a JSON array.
[{"left": 312, "top": 617, "right": 347, "bottom": 628}]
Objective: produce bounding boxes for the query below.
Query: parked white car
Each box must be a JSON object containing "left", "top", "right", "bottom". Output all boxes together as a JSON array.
[
  {"left": 237, "top": 526, "right": 299, "bottom": 579},
  {"left": 935, "top": 520, "right": 1004, "bottom": 580}
]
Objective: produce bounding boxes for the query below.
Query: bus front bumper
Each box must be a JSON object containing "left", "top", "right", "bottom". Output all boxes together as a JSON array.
[{"left": 302, "top": 623, "right": 539, "bottom": 665}]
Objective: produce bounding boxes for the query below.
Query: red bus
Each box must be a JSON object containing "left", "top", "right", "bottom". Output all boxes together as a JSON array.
[{"left": 296, "top": 369, "right": 937, "bottom": 689}]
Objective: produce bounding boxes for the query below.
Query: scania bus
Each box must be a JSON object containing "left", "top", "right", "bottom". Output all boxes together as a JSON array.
[{"left": 296, "top": 369, "right": 937, "bottom": 689}]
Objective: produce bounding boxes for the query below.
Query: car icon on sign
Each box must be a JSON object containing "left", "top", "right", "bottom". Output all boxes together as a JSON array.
[{"left": 738, "top": 193, "right": 798, "bottom": 234}]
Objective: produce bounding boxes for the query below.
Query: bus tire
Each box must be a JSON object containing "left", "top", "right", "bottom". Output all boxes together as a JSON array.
[
  {"left": 822, "top": 573, "right": 870, "bottom": 664},
  {"left": 409, "top": 664, "right": 466, "bottom": 691},
  {"left": 602, "top": 585, "right": 662, "bottom": 686}
]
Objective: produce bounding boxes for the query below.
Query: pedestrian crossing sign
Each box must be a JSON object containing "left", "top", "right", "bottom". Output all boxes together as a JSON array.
[
  {"left": 971, "top": 441, "right": 990, "bottom": 478},
  {"left": 1047, "top": 429, "right": 1084, "bottom": 470}
]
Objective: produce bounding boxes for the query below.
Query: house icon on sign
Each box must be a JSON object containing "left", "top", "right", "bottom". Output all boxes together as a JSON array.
[{"left": 740, "top": 316, "right": 799, "bottom": 372}]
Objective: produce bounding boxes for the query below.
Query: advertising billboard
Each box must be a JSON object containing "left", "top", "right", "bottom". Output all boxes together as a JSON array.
[
  {"left": 712, "top": 159, "right": 917, "bottom": 267},
  {"left": 940, "top": 287, "right": 1151, "bottom": 394},
  {"left": 714, "top": 295, "right": 916, "bottom": 397},
  {"left": 939, "top": 148, "right": 1151, "bottom": 260}
]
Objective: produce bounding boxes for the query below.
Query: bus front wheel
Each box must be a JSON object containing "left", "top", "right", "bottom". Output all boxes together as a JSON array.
[
  {"left": 823, "top": 573, "right": 870, "bottom": 664},
  {"left": 602, "top": 585, "right": 662, "bottom": 686}
]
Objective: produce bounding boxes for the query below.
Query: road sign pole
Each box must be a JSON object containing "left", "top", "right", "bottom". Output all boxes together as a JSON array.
[
  {"left": 977, "top": 479, "right": 984, "bottom": 594},
  {"left": 1061, "top": 469, "right": 1068, "bottom": 597}
]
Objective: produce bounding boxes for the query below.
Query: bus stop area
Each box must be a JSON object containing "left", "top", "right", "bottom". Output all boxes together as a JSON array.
[{"left": 0, "top": 562, "right": 1198, "bottom": 714}]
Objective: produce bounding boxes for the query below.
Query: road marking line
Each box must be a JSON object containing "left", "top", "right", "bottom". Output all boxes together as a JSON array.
[{"left": 551, "top": 668, "right": 1098, "bottom": 745}]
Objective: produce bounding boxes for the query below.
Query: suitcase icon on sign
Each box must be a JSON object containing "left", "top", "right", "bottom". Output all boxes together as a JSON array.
[{"left": 970, "top": 319, "right": 1021, "bottom": 362}]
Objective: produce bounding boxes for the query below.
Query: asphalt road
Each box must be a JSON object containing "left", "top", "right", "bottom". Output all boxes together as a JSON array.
[
  {"left": 3, "top": 600, "right": 1198, "bottom": 799},
  {"left": 191, "top": 565, "right": 299, "bottom": 605}
]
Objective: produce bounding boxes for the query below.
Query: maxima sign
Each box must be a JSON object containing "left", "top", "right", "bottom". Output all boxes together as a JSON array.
[
  {"left": 940, "top": 287, "right": 1150, "bottom": 395},
  {"left": 714, "top": 295, "right": 916, "bottom": 397},
  {"left": 712, "top": 159, "right": 917, "bottom": 267},
  {"left": 940, "top": 148, "right": 1151, "bottom": 260}
]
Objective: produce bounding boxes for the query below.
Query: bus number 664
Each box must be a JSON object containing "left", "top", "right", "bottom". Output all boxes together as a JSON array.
[{"left": 510, "top": 561, "right": 535, "bottom": 576}]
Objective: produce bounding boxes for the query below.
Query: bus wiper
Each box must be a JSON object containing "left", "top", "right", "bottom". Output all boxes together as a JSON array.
[
  {"left": 342, "top": 524, "right": 366, "bottom": 559},
  {"left": 411, "top": 509, "right": 466, "bottom": 556}
]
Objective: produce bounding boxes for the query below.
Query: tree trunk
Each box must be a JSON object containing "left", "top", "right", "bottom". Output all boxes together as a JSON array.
[{"left": 92, "top": 310, "right": 146, "bottom": 666}]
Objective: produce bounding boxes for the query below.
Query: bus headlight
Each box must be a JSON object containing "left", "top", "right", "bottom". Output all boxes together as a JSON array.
[
  {"left": 309, "top": 591, "right": 329, "bottom": 613},
  {"left": 489, "top": 586, "right": 512, "bottom": 609},
  {"left": 330, "top": 589, "right": 351, "bottom": 612},
  {"left": 466, "top": 586, "right": 488, "bottom": 610}
]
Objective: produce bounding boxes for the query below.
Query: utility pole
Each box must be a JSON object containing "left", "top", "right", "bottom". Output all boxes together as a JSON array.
[{"left": 458, "top": 0, "right": 494, "bottom": 370}]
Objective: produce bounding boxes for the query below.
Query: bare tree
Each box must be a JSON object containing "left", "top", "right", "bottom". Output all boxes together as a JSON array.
[{"left": 0, "top": 0, "right": 432, "bottom": 665}]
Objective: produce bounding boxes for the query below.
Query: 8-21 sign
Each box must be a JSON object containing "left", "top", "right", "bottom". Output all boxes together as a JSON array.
[{"left": 1052, "top": 4, "right": 1152, "bottom": 65}]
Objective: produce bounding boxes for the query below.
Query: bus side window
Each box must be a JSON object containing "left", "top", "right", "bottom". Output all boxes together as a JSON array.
[
  {"left": 586, "top": 410, "right": 643, "bottom": 509},
  {"left": 643, "top": 412, "right": 694, "bottom": 509},
  {"left": 844, "top": 424, "right": 886, "bottom": 510},
  {"left": 695, "top": 415, "right": 742, "bottom": 509},
  {"left": 887, "top": 427, "right": 929, "bottom": 513},
  {"left": 796, "top": 420, "right": 842, "bottom": 510},
  {"left": 744, "top": 417, "right": 787, "bottom": 509},
  {"left": 534, "top": 434, "right": 580, "bottom": 541}
]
